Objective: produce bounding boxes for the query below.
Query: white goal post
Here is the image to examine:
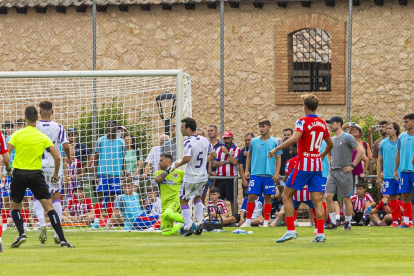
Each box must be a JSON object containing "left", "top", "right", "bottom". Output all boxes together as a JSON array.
[{"left": 0, "top": 70, "right": 191, "bottom": 232}]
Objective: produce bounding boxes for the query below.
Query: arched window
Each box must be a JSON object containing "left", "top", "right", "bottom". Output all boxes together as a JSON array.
[{"left": 292, "top": 28, "right": 331, "bottom": 92}]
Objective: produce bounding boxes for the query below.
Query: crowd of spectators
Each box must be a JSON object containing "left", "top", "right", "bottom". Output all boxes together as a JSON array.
[{"left": 1, "top": 113, "right": 414, "bottom": 231}]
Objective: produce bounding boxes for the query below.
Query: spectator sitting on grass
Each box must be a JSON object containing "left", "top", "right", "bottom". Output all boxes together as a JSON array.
[
  {"left": 222, "top": 195, "right": 264, "bottom": 227},
  {"left": 205, "top": 187, "right": 229, "bottom": 219},
  {"left": 350, "top": 182, "right": 376, "bottom": 226},
  {"left": 369, "top": 195, "right": 403, "bottom": 226},
  {"left": 62, "top": 185, "right": 94, "bottom": 224},
  {"left": 143, "top": 186, "right": 162, "bottom": 216}
]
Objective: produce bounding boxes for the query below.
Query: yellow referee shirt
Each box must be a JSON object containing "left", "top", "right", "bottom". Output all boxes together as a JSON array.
[{"left": 8, "top": 126, "right": 54, "bottom": 170}]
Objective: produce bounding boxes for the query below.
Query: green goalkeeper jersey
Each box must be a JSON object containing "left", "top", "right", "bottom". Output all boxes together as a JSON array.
[{"left": 154, "top": 169, "right": 184, "bottom": 213}]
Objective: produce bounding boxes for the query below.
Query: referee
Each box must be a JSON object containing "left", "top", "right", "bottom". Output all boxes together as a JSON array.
[{"left": 6, "top": 106, "right": 74, "bottom": 248}]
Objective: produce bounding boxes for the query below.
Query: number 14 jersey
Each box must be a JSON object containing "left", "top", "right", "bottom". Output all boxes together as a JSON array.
[
  {"left": 295, "top": 114, "right": 330, "bottom": 172},
  {"left": 183, "top": 135, "right": 214, "bottom": 183}
]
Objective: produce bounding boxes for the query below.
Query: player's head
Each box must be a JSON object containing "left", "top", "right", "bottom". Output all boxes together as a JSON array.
[
  {"left": 159, "top": 153, "right": 173, "bottom": 171},
  {"left": 386, "top": 122, "right": 400, "bottom": 138},
  {"left": 107, "top": 120, "right": 117, "bottom": 134},
  {"left": 39, "top": 101, "right": 54, "bottom": 118},
  {"left": 283, "top": 128, "right": 293, "bottom": 141},
  {"left": 290, "top": 143, "right": 298, "bottom": 156},
  {"left": 244, "top": 132, "right": 254, "bottom": 148},
  {"left": 403, "top": 113, "right": 414, "bottom": 131},
  {"left": 301, "top": 94, "right": 319, "bottom": 114},
  {"left": 180, "top": 117, "right": 197, "bottom": 136},
  {"left": 326, "top": 116, "right": 343, "bottom": 132},
  {"left": 196, "top": 128, "right": 205, "bottom": 137},
  {"left": 209, "top": 187, "right": 220, "bottom": 201},
  {"left": 25, "top": 106, "right": 38, "bottom": 123},
  {"left": 378, "top": 120, "right": 388, "bottom": 136},
  {"left": 147, "top": 186, "right": 158, "bottom": 198},
  {"left": 121, "top": 177, "right": 134, "bottom": 195},
  {"left": 222, "top": 131, "right": 234, "bottom": 147},
  {"left": 74, "top": 185, "right": 85, "bottom": 199},
  {"left": 15, "top": 118, "right": 25, "bottom": 129},
  {"left": 355, "top": 182, "right": 366, "bottom": 196},
  {"left": 258, "top": 119, "right": 271, "bottom": 136},
  {"left": 207, "top": 124, "right": 218, "bottom": 139}
]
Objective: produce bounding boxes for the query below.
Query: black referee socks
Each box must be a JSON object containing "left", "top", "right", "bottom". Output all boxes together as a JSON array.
[
  {"left": 11, "top": 209, "right": 25, "bottom": 236},
  {"left": 48, "top": 210, "right": 67, "bottom": 243}
]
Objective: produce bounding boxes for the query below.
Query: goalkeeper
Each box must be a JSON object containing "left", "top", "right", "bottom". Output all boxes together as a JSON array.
[{"left": 154, "top": 153, "right": 184, "bottom": 236}]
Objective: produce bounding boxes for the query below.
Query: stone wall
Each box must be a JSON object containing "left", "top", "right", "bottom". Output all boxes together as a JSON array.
[{"left": 0, "top": 1, "right": 413, "bottom": 146}]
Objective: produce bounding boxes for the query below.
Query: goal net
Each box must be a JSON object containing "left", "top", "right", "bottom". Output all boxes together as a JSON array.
[{"left": 0, "top": 70, "right": 191, "bottom": 232}]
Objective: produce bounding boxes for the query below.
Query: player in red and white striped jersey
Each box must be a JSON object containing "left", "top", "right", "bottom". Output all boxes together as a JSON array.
[
  {"left": 269, "top": 94, "right": 333, "bottom": 243},
  {"left": 284, "top": 144, "right": 317, "bottom": 233},
  {"left": 205, "top": 187, "right": 228, "bottom": 218}
]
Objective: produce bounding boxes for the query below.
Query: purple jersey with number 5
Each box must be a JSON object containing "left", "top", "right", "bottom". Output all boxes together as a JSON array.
[{"left": 183, "top": 135, "right": 214, "bottom": 183}]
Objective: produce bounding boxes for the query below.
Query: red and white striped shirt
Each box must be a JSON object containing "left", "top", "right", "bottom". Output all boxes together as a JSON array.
[
  {"left": 293, "top": 185, "right": 311, "bottom": 202},
  {"left": 0, "top": 132, "right": 8, "bottom": 154},
  {"left": 215, "top": 144, "right": 241, "bottom": 177},
  {"left": 206, "top": 199, "right": 228, "bottom": 215},
  {"left": 294, "top": 115, "right": 330, "bottom": 172},
  {"left": 350, "top": 193, "right": 374, "bottom": 213},
  {"left": 285, "top": 156, "right": 310, "bottom": 202}
]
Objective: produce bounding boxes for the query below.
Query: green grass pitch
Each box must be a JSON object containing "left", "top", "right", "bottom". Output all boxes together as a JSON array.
[{"left": 1, "top": 227, "right": 414, "bottom": 275}]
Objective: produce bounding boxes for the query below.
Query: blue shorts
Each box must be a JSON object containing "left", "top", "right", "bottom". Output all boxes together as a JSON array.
[
  {"left": 96, "top": 176, "right": 121, "bottom": 194},
  {"left": 134, "top": 215, "right": 159, "bottom": 230},
  {"left": 398, "top": 172, "right": 414, "bottom": 194},
  {"left": 382, "top": 178, "right": 399, "bottom": 195},
  {"left": 293, "top": 199, "right": 315, "bottom": 210},
  {"left": 321, "top": 177, "right": 327, "bottom": 194},
  {"left": 248, "top": 175, "right": 275, "bottom": 195},
  {"left": 2, "top": 177, "right": 33, "bottom": 197},
  {"left": 285, "top": 169, "right": 324, "bottom": 193}
]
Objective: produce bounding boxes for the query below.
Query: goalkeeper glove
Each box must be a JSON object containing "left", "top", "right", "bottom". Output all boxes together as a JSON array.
[{"left": 164, "top": 163, "right": 176, "bottom": 175}]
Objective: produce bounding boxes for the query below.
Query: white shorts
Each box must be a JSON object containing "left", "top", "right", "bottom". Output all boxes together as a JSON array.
[
  {"left": 42, "top": 167, "right": 63, "bottom": 194},
  {"left": 179, "top": 181, "right": 206, "bottom": 200}
]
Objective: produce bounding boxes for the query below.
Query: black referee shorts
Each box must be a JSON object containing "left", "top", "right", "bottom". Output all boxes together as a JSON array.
[{"left": 10, "top": 169, "right": 51, "bottom": 203}]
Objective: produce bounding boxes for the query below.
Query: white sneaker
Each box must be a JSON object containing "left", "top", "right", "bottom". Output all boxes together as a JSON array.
[
  {"left": 240, "top": 222, "right": 251, "bottom": 228},
  {"left": 259, "top": 224, "right": 269, "bottom": 227},
  {"left": 24, "top": 227, "right": 31, "bottom": 232},
  {"left": 2, "top": 224, "right": 7, "bottom": 233}
]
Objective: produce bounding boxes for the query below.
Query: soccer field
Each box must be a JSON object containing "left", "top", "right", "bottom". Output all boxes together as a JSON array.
[{"left": 1, "top": 227, "right": 414, "bottom": 275}]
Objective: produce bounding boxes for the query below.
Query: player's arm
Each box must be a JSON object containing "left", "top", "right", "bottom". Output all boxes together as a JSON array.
[
  {"left": 320, "top": 137, "right": 333, "bottom": 161},
  {"left": 238, "top": 210, "right": 246, "bottom": 225},
  {"left": 1, "top": 152, "right": 11, "bottom": 176},
  {"left": 212, "top": 159, "right": 222, "bottom": 168},
  {"left": 245, "top": 151, "right": 252, "bottom": 179},
  {"left": 239, "top": 163, "right": 248, "bottom": 188},
  {"left": 174, "top": 156, "right": 191, "bottom": 168},
  {"left": 62, "top": 142, "right": 71, "bottom": 164},
  {"left": 268, "top": 131, "right": 302, "bottom": 157},
  {"left": 394, "top": 150, "right": 400, "bottom": 180},
  {"left": 273, "top": 154, "right": 281, "bottom": 183},
  {"left": 412, "top": 153, "right": 414, "bottom": 165},
  {"left": 47, "top": 146, "right": 61, "bottom": 182},
  {"left": 154, "top": 168, "right": 174, "bottom": 184},
  {"left": 63, "top": 158, "right": 69, "bottom": 183},
  {"left": 359, "top": 154, "right": 369, "bottom": 177}
]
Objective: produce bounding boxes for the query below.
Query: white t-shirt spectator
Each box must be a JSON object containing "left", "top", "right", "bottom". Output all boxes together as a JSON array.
[
  {"left": 145, "top": 146, "right": 161, "bottom": 174},
  {"left": 145, "top": 197, "right": 162, "bottom": 216}
]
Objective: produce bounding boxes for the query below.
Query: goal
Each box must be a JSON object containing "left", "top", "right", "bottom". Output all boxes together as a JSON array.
[{"left": 0, "top": 70, "right": 191, "bottom": 232}]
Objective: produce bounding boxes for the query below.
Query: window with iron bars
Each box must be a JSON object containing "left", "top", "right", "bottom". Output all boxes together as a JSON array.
[{"left": 292, "top": 28, "right": 332, "bottom": 92}]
